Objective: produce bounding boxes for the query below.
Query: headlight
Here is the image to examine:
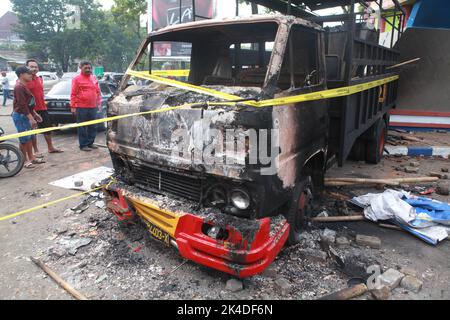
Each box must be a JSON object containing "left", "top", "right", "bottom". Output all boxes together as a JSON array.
[{"left": 230, "top": 189, "right": 251, "bottom": 210}]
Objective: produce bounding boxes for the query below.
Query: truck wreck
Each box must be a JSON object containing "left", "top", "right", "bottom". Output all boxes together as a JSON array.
[{"left": 104, "top": 7, "right": 400, "bottom": 277}]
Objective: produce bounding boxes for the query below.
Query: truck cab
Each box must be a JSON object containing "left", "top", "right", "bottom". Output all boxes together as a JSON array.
[{"left": 104, "top": 14, "right": 398, "bottom": 277}]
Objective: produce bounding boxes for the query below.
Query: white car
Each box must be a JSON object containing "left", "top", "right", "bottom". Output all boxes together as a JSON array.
[
  {"left": 0, "top": 71, "right": 18, "bottom": 94},
  {"left": 37, "top": 71, "right": 60, "bottom": 93}
]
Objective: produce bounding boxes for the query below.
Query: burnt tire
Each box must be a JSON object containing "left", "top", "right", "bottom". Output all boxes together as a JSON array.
[
  {"left": 365, "top": 119, "right": 387, "bottom": 164},
  {"left": 286, "top": 176, "right": 314, "bottom": 246},
  {"left": 349, "top": 138, "right": 366, "bottom": 161}
]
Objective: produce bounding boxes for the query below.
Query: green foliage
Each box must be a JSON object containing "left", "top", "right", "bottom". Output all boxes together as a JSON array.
[{"left": 11, "top": 0, "right": 147, "bottom": 72}]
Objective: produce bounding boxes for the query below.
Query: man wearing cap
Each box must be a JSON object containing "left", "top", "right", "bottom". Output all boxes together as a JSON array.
[
  {"left": 70, "top": 61, "right": 101, "bottom": 152},
  {"left": 26, "top": 59, "right": 63, "bottom": 154},
  {"left": 11, "top": 66, "right": 46, "bottom": 168}
]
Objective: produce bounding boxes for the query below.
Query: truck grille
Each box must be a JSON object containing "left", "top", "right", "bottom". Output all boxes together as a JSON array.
[{"left": 131, "top": 164, "right": 202, "bottom": 202}]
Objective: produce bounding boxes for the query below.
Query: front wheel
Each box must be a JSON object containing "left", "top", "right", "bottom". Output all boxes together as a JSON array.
[
  {"left": 365, "top": 119, "right": 387, "bottom": 164},
  {"left": 285, "top": 176, "right": 314, "bottom": 245},
  {"left": 0, "top": 143, "right": 25, "bottom": 178}
]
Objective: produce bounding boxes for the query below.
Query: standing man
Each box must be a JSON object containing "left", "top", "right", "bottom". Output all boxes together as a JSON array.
[
  {"left": 1, "top": 71, "right": 12, "bottom": 106},
  {"left": 70, "top": 61, "right": 101, "bottom": 152},
  {"left": 26, "top": 59, "right": 63, "bottom": 154},
  {"left": 11, "top": 66, "right": 45, "bottom": 168}
]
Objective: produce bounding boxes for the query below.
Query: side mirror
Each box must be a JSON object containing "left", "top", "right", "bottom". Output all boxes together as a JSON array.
[{"left": 325, "top": 54, "right": 340, "bottom": 81}]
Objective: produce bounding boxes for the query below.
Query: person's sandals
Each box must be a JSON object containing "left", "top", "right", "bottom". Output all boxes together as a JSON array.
[
  {"left": 32, "top": 158, "right": 46, "bottom": 164},
  {"left": 88, "top": 145, "right": 99, "bottom": 149},
  {"left": 80, "top": 147, "right": 92, "bottom": 152},
  {"left": 24, "top": 162, "right": 36, "bottom": 169},
  {"left": 35, "top": 153, "right": 44, "bottom": 158}
]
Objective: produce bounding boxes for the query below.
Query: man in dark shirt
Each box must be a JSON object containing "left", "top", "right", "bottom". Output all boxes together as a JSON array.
[{"left": 12, "top": 66, "right": 45, "bottom": 168}]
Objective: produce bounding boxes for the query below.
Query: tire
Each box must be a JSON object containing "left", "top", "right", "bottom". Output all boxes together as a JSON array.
[
  {"left": 365, "top": 119, "right": 387, "bottom": 164},
  {"left": 285, "top": 176, "right": 314, "bottom": 245},
  {"left": 349, "top": 138, "right": 366, "bottom": 161},
  {"left": 0, "top": 143, "right": 25, "bottom": 178}
]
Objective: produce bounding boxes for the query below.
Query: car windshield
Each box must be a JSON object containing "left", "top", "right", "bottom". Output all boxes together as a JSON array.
[{"left": 47, "top": 81, "right": 71, "bottom": 95}]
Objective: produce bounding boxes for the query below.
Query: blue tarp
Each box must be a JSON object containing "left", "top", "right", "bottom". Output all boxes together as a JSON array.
[{"left": 407, "top": 0, "right": 450, "bottom": 30}]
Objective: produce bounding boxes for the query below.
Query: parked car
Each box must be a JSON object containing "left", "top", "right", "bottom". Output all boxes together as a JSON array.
[
  {"left": 44, "top": 80, "right": 113, "bottom": 131},
  {"left": 102, "top": 72, "right": 136, "bottom": 90},
  {"left": 37, "top": 71, "right": 60, "bottom": 93},
  {"left": 0, "top": 71, "right": 18, "bottom": 94},
  {"left": 61, "top": 72, "right": 79, "bottom": 80}
]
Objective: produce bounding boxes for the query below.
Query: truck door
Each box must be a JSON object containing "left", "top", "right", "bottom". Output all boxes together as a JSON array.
[{"left": 272, "top": 25, "right": 328, "bottom": 187}]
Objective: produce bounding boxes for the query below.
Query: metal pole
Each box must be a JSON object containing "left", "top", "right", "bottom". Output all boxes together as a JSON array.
[
  {"left": 192, "top": 0, "right": 196, "bottom": 21},
  {"left": 287, "top": 0, "right": 292, "bottom": 15},
  {"left": 390, "top": 11, "right": 396, "bottom": 48},
  {"left": 179, "top": 0, "right": 182, "bottom": 24},
  {"left": 236, "top": 0, "right": 239, "bottom": 16}
]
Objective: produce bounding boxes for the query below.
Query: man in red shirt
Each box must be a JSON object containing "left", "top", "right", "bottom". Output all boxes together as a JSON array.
[
  {"left": 70, "top": 61, "right": 101, "bottom": 151},
  {"left": 26, "top": 59, "right": 63, "bottom": 154}
]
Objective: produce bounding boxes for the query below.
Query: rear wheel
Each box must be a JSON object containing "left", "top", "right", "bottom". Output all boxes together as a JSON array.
[
  {"left": 365, "top": 119, "right": 387, "bottom": 164},
  {"left": 286, "top": 176, "right": 314, "bottom": 245},
  {"left": 0, "top": 143, "right": 25, "bottom": 178}
]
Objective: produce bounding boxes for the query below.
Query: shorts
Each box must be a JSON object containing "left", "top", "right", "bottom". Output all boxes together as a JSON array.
[
  {"left": 12, "top": 111, "right": 33, "bottom": 144},
  {"left": 37, "top": 110, "right": 53, "bottom": 130}
]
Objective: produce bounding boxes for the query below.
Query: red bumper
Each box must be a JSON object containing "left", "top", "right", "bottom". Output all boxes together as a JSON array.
[{"left": 104, "top": 187, "right": 289, "bottom": 278}]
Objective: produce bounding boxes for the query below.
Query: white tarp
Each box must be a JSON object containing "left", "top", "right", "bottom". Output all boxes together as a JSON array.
[
  {"left": 49, "top": 166, "right": 114, "bottom": 191},
  {"left": 353, "top": 189, "right": 448, "bottom": 245}
]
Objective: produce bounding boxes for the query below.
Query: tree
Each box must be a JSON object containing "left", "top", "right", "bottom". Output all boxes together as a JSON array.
[
  {"left": 111, "top": 0, "right": 147, "bottom": 39},
  {"left": 11, "top": 0, "right": 109, "bottom": 71}
]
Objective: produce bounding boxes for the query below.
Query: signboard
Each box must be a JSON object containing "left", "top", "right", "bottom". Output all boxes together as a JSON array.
[{"left": 152, "top": 0, "right": 214, "bottom": 57}]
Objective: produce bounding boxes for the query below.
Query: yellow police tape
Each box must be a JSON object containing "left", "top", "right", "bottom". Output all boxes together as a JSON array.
[
  {"left": 0, "top": 69, "right": 399, "bottom": 143},
  {"left": 127, "top": 69, "right": 399, "bottom": 108},
  {"left": 152, "top": 69, "right": 190, "bottom": 77},
  {"left": 0, "top": 185, "right": 105, "bottom": 222}
]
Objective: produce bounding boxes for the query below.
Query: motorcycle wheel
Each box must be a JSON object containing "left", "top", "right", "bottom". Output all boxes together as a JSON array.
[{"left": 0, "top": 143, "right": 25, "bottom": 178}]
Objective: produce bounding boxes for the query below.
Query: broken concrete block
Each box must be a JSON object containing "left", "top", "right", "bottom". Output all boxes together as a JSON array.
[
  {"left": 377, "top": 268, "right": 405, "bottom": 290},
  {"left": 274, "top": 277, "right": 292, "bottom": 295},
  {"left": 370, "top": 286, "right": 390, "bottom": 300},
  {"left": 404, "top": 166, "right": 419, "bottom": 174},
  {"left": 356, "top": 235, "right": 381, "bottom": 249},
  {"left": 437, "top": 183, "right": 450, "bottom": 196},
  {"left": 336, "top": 236, "right": 350, "bottom": 247},
  {"left": 399, "top": 267, "right": 417, "bottom": 277},
  {"left": 442, "top": 168, "right": 449, "bottom": 173},
  {"left": 321, "top": 228, "right": 336, "bottom": 244},
  {"left": 400, "top": 275, "right": 423, "bottom": 293},
  {"left": 225, "top": 278, "right": 243, "bottom": 292},
  {"left": 409, "top": 161, "right": 420, "bottom": 167}
]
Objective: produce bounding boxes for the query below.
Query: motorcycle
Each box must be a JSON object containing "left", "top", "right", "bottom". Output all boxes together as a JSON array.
[{"left": 0, "top": 127, "right": 25, "bottom": 178}]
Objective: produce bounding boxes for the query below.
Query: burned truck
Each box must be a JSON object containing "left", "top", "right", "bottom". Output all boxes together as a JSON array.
[{"left": 104, "top": 13, "right": 399, "bottom": 277}]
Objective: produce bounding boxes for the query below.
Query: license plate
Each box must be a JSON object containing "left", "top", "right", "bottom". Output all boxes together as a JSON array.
[{"left": 145, "top": 221, "right": 171, "bottom": 246}]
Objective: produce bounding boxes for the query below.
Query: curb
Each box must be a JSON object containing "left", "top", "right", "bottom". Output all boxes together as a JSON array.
[{"left": 385, "top": 146, "right": 450, "bottom": 158}]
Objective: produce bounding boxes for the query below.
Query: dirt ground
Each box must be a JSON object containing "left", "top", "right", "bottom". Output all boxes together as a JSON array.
[{"left": 1, "top": 100, "right": 450, "bottom": 300}]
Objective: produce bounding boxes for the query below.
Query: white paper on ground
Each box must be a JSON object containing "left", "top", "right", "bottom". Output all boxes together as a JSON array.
[
  {"left": 49, "top": 166, "right": 114, "bottom": 191},
  {"left": 353, "top": 189, "right": 415, "bottom": 224}
]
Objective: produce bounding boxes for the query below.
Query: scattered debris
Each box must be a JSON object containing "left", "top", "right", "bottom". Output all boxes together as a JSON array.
[
  {"left": 274, "top": 277, "right": 292, "bottom": 295},
  {"left": 74, "top": 181, "right": 84, "bottom": 187},
  {"left": 404, "top": 166, "right": 419, "bottom": 174},
  {"left": 225, "top": 278, "right": 243, "bottom": 292},
  {"left": 310, "top": 215, "right": 365, "bottom": 223},
  {"left": 30, "top": 257, "right": 88, "bottom": 300},
  {"left": 321, "top": 228, "right": 336, "bottom": 244},
  {"left": 370, "top": 286, "right": 390, "bottom": 300},
  {"left": 436, "top": 183, "right": 449, "bottom": 196},
  {"left": 356, "top": 235, "right": 381, "bottom": 249},
  {"left": 336, "top": 237, "right": 350, "bottom": 247},
  {"left": 318, "top": 283, "right": 368, "bottom": 300},
  {"left": 400, "top": 275, "right": 423, "bottom": 293},
  {"left": 377, "top": 268, "right": 405, "bottom": 290}
]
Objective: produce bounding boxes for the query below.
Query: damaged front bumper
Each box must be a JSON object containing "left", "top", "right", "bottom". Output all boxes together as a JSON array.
[{"left": 103, "top": 182, "right": 289, "bottom": 278}]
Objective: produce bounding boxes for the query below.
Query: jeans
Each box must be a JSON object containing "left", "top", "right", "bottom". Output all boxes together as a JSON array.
[
  {"left": 12, "top": 112, "right": 33, "bottom": 144},
  {"left": 2, "top": 89, "right": 11, "bottom": 106},
  {"left": 76, "top": 108, "right": 97, "bottom": 149}
]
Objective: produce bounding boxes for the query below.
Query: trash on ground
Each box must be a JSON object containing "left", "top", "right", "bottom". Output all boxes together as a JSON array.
[
  {"left": 49, "top": 166, "right": 114, "bottom": 191},
  {"left": 352, "top": 189, "right": 450, "bottom": 245}
]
